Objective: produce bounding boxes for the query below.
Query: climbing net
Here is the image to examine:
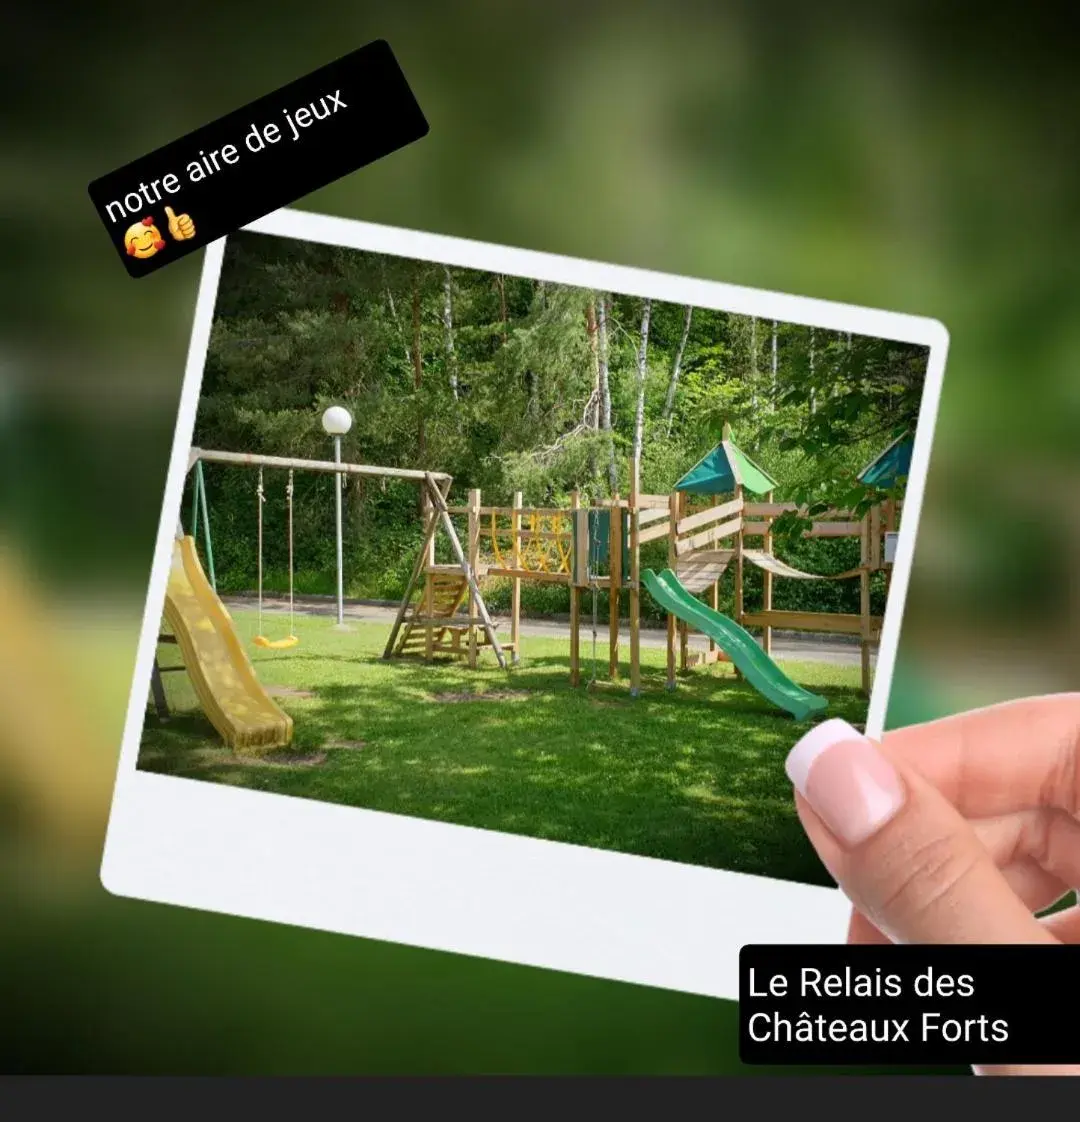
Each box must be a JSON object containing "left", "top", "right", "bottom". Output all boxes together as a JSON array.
[{"left": 488, "top": 511, "right": 571, "bottom": 574}]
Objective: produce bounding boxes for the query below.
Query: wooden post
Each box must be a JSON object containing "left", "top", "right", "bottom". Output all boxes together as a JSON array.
[
  {"left": 860, "top": 512, "right": 872, "bottom": 695},
  {"left": 195, "top": 447, "right": 451, "bottom": 485},
  {"left": 467, "top": 488, "right": 481, "bottom": 669},
  {"left": 511, "top": 491, "right": 522, "bottom": 665},
  {"left": 422, "top": 489, "right": 436, "bottom": 661},
  {"left": 666, "top": 490, "right": 679, "bottom": 690},
  {"left": 734, "top": 483, "right": 745, "bottom": 623},
  {"left": 708, "top": 493, "right": 719, "bottom": 657},
  {"left": 733, "top": 482, "right": 745, "bottom": 680},
  {"left": 869, "top": 502, "right": 883, "bottom": 571},
  {"left": 384, "top": 487, "right": 443, "bottom": 660},
  {"left": 629, "top": 470, "right": 641, "bottom": 696},
  {"left": 426, "top": 475, "right": 506, "bottom": 669},
  {"left": 569, "top": 490, "right": 581, "bottom": 686},
  {"left": 608, "top": 493, "right": 621, "bottom": 679},
  {"left": 762, "top": 487, "right": 774, "bottom": 656}
]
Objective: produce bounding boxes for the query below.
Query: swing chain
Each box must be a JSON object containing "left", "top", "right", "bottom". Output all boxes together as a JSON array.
[
  {"left": 589, "top": 578, "right": 599, "bottom": 688},
  {"left": 287, "top": 469, "right": 295, "bottom": 639},
  {"left": 256, "top": 468, "right": 264, "bottom": 638}
]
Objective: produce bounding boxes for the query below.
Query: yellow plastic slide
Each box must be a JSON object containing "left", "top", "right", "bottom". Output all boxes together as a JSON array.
[{"left": 163, "top": 535, "right": 293, "bottom": 751}]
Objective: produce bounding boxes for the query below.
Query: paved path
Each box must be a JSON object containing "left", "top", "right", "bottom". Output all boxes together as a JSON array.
[{"left": 228, "top": 594, "right": 869, "bottom": 668}]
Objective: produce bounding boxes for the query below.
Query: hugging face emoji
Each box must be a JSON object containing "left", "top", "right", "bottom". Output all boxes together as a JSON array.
[{"left": 124, "top": 215, "right": 166, "bottom": 259}]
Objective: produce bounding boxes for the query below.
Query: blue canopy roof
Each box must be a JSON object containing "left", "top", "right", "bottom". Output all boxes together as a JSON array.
[
  {"left": 858, "top": 431, "right": 913, "bottom": 488},
  {"left": 674, "top": 440, "right": 778, "bottom": 496}
]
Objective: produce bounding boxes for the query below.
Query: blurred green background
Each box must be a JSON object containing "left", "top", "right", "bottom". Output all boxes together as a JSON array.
[{"left": 3, "top": 1, "right": 1076, "bottom": 1074}]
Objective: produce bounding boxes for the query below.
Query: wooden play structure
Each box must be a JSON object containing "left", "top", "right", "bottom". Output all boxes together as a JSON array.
[
  {"left": 159, "top": 426, "right": 911, "bottom": 744},
  {"left": 382, "top": 422, "right": 909, "bottom": 713},
  {"left": 660, "top": 423, "right": 904, "bottom": 695},
  {"left": 384, "top": 485, "right": 637, "bottom": 685}
]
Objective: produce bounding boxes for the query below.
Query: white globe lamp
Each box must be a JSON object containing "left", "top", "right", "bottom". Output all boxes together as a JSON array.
[
  {"left": 321, "top": 405, "right": 353, "bottom": 436},
  {"left": 321, "top": 405, "right": 353, "bottom": 629}
]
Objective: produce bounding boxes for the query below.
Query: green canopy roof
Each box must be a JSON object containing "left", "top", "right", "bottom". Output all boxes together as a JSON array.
[
  {"left": 858, "top": 431, "right": 913, "bottom": 488},
  {"left": 674, "top": 440, "right": 778, "bottom": 496}
]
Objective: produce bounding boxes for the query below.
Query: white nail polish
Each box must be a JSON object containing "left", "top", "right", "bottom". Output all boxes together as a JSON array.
[{"left": 786, "top": 718, "right": 863, "bottom": 795}]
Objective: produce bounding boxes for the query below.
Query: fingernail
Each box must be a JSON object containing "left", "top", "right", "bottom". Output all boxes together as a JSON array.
[{"left": 785, "top": 718, "right": 906, "bottom": 847}]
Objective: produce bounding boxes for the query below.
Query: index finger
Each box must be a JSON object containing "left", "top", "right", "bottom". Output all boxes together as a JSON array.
[{"left": 882, "top": 693, "right": 1080, "bottom": 819}]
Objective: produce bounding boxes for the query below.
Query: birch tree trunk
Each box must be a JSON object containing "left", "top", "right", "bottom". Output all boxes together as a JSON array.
[
  {"left": 809, "top": 326, "right": 816, "bottom": 414},
  {"left": 385, "top": 285, "right": 410, "bottom": 368},
  {"left": 412, "top": 276, "right": 425, "bottom": 510},
  {"left": 496, "top": 274, "right": 508, "bottom": 344},
  {"left": 380, "top": 260, "right": 410, "bottom": 369},
  {"left": 596, "top": 295, "right": 617, "bottom": 493},
  {"left": 770, "top": 319, "right": 778, "bottom": 411},
  {"left": 585, "top": 299, "right": 600, "bottom": 429},
  {"left": 443, "top": 266, "right": 458, "bottom": 400},
  {"left": 631, "top": 298, "right": 652, "bottom": 474},
  {"left": 832, "top": 329, "right": 851, "bottom": 399},
  {"left": 750, "top": 315, "right": 758, "bottom": 409},
  {"left": 525, "top": 280, "right": 546, "bottom": 415},
  {"left": 662, "top": 304, "right": 693, "bottom": 434}
]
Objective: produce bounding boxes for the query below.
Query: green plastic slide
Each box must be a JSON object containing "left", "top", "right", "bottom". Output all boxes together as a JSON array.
[{"left": 642, "top": 568, "right": 829, "bottom": 721}]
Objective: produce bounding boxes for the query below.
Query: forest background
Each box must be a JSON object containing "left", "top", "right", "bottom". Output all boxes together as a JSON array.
[{"left": 195, "top": 232, "right": 927, "bottom": 623}]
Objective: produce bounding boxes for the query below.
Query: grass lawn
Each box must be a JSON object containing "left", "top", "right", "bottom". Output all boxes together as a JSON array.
[{"left": 140, "top": 609, "right": 869, "bottom": 886}]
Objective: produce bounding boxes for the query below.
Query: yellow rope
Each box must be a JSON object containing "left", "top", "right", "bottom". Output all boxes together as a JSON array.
[
  {"left": 490, "top": 511, "right": 506, "bottom": 568},
  {"left": 534, "top": 513, "right": 549, "bottom": 572},
  {"left": 553, "top": 512, "right": 571, "bottom": 573},
  {"left": 252, "top": 468, "right": 300, "bottom": 650},
  {"left": 484, "top": 508, "right": 572, "bottom": 575}
]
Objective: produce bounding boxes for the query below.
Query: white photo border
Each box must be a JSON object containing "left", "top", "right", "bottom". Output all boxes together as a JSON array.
[{"left": 101, "top": 208, "right": 949, "bottom": 1000}]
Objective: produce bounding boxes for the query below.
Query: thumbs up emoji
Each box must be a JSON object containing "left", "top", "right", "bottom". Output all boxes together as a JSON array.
[{"left": 164, "top": 205, "right": 196, "bottom": 242}]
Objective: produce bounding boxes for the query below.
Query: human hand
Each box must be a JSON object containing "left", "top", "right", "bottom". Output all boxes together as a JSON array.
[{"left": 786, "top": 697, "right": 1080, "bottom": 1076}]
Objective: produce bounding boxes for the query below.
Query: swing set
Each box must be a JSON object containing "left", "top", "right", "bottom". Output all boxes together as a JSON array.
[
  {"left": 188, "top": 457, "right": 299, "bottom": 650},
  {"left": 153, "top": 447, "right": 467, "bottom": 745}
]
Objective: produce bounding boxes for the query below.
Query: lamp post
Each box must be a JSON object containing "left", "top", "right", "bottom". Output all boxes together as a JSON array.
[{"left": 321, "top": 405, "right": 353, "bottom": 630}]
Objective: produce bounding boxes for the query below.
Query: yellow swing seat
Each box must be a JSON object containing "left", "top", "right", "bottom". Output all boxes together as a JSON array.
[
  {"left": 252, "top": 468, "right": 300, "bottom": 653},
  {"left": 253, "top": 634, "right": 300, "bottom": 650}
]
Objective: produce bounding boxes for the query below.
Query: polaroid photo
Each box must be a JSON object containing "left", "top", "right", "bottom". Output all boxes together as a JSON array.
[{"left": 101, "top": 209, "right": 948, "bottom": 1000}]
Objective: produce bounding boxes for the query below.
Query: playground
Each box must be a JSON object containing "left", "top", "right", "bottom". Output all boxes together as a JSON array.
[{"left": 138, "top": 233, "right": 925, "bottom": 884}]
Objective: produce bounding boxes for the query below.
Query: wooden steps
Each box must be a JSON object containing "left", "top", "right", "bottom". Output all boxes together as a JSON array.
[{"left": 392, "top": 572, "right": 500, "bottom": 660}]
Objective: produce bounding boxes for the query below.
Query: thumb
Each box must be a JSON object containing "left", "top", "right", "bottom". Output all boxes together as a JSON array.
[
  {"left": 164, "top": 205, "right": 177, "bottom": 221},
  {"left": 786, "top": 719, "right": 1054, "bottom": 945}
]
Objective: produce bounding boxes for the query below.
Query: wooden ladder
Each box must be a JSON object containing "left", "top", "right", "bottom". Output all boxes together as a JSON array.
[
  {"left": 393, "top": 572, "right": 468, "bottom": 656},
  {"left": 384, "top": 475, "right": 507, "bottom": 670}
]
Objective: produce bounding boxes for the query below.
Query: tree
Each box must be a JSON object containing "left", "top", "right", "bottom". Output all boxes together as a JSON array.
[
  {"left": 809, "top": 327, "right": 816, "bottom": 414},
  {"left": 596, "top": 295, "right": 617, "bottom": 493},
  {"left": 761, "top": 329, "right": 927, "bottom": 531},
  {"left": 770, "top": 319, "right": 778, "bottom": 411},
  {"left": 662, "top": 304, "right": 693, "bottom": 434},
  {"left": 495, "top": 274, "right": 508, "bottom": 344},
  {"left": 443, "top": 266, "right": 458, "bottom": 400},
  {"left": 631, "top": 298, "right": 652, "bottom": 472},
  {"left": 584, "top": 299, "right": 600, "bottom": 430},
  {"left": 199, "top": 230, "right": 928, "bottom": 611}
]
